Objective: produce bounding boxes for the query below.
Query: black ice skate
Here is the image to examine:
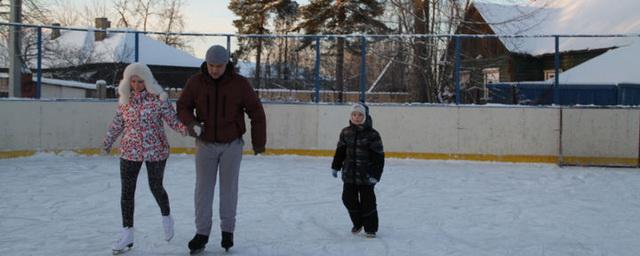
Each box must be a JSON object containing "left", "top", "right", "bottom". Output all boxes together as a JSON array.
[
  {"left": 221, "top": 231, "right": 234, "bottom": 252},
  {"left": 188, "top": 234, "right": 209, "bottom": 255}
]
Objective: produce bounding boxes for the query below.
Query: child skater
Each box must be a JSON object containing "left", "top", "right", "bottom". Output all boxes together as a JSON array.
[{"left": 331, "top": 102, "right": 385, "bottom": 238}]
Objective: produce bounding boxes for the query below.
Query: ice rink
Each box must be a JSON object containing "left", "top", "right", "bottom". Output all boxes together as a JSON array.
[{"left": 1, "top": 153, "right": 640, "bottom": 256}]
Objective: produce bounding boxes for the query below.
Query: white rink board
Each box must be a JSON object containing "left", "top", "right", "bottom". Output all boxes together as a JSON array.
[{"left": 1, "top": 100, "right": 638, "bottom": 164}]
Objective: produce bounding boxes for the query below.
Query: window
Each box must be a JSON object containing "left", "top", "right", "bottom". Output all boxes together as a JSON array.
[
  {"left": 544, "top": 69, "right": 563, "bottom": 80},
  {"left": 460, "top": 71, "right": 471, "bottom": 86},
  {"left": 483, "top": 68, "right": 500, "bottom": 84}
]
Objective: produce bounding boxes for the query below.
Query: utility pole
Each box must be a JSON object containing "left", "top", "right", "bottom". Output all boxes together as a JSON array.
[{"left": 9, "top": 0, "right": 22, "bottom": 97}]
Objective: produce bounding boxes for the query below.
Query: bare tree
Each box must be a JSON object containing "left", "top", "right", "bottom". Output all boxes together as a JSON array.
[
  {"left": 0, "top": 0, "right": 53, "bottom": 70},
  {"left": 381, "top": 0, "right": 472, "bottom": 102},
  {"left": 47, "top": 0, "right": 81, "bottom": 26},
  {"left": 385, "top": 0, "right": 555, "bottom": 103},
  {"left": 51, "top": 0, "right": 190, "bottom": 49},
  {"left": 134, "top": 0, "right": 160, "bottom": 31},
  {"left": 112, "top": 0, "right": 132, "bottom": 27},
  {"left": 0, "top": 0, "right": 52, "bottom": 24},
  {"left": 157, "top": 0, "right": 187, "bottom": 49}
]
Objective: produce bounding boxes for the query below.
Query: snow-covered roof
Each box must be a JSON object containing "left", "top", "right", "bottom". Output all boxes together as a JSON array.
[
  {"left": 473, "top": 0, "right": 640, "bottom": 55},
  {"left": 38, "top": 77, "right": 97, "bottom": 90},
  {"left": 39, "top": 29, "right": 203, "bottom": 68},
  {"left": 550, "top": 38, "right": 640, "bottom": 84},
  {"left": 0, "top": 73, "right": 96, "bottom": 89}
]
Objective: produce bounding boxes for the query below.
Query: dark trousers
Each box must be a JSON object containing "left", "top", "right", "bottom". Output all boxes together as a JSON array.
[
  {"left": 120, "top": 158, "right": 170, "bottom": 228},
  {"left": 342, "top": 183, "right": 378, "bottom": 233}
]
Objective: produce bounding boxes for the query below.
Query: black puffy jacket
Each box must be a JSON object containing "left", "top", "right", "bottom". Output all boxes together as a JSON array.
[{"left": 331, "top": 116, "right": 385, "bottom": 185}]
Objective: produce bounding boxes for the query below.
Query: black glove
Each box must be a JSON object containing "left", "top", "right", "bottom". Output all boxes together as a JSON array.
[
  {"left": 187, "top": 122, "right": 202, "bottom": 137},
  {"left": 253, "top": 146, "right": 265, "bottom": 155}
]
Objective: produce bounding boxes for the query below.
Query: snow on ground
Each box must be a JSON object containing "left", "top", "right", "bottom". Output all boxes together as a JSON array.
[{"left": 1, "top": 153, "right": 640, "bottom": 256}]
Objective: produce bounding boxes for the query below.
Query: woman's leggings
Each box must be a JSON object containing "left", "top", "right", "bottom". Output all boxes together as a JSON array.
[{"left": 120, "top": 158, "right": 170, "bottom": 228}]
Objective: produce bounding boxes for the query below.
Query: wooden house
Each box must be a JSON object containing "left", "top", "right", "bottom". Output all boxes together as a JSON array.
[{"left": 448, "top": 0, "right": 640, "bottom": 103}]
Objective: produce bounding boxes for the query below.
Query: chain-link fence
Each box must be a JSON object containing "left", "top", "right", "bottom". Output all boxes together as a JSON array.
[{"left": 1, "top": 22, "right": 639, "bottom": 105}]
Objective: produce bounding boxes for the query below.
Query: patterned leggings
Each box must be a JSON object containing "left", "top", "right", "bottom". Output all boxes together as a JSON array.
[{"left": 120, "top": 158, "right": 170, "bottom": 228}]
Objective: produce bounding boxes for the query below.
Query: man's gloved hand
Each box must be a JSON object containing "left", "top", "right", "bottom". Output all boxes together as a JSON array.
[
  {"left": 187, "top": 122, "right": 202, "bottom": 137},
  {"left": 368, "top": 177, "right": 378, "bottom": 184},
  {"left": 253, "top": 146, "right": 265, "bottom": 155},
  {"left": 332, "top": 169, "right": 339, "bottom": 178}
]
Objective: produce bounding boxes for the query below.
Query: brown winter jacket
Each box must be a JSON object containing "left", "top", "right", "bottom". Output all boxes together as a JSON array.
[{"left": 177, "top": 62, "right": 266, "bottom": 152}]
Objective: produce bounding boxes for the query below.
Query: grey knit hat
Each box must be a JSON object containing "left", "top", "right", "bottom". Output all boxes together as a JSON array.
[
  {"left": 351, "top": 103, "right": 367, "bottom": 123},
  {"left": 205, "top": 45, "right": 229, "bottom": 64}
]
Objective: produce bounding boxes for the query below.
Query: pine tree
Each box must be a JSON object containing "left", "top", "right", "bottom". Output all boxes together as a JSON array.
[
  {"left": 297, "top": 0, "right": 388, "bottom": 102},
  {"left": 229, "top": 0, "right": 298, "bottom": 91}
]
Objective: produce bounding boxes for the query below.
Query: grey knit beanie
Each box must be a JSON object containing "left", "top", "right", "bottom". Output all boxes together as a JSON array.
[{"left": 205, "top": 45, "right": 229, "bottom": 64}]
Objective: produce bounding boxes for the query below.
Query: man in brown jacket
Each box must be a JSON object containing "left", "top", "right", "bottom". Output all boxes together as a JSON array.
[{"left": 177, "top": 44, "right": 266, "bottom": 255}]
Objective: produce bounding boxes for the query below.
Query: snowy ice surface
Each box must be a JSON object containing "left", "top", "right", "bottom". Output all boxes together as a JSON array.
[{"left": 2, "top": 153, "right": 640, "bottom": 256}]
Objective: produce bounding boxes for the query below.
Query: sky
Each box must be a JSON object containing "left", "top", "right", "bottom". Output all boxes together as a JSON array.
[
  {"left": 182, "top": 0, "right": 310, "bottom": 57},
  {"left": 183, "top": 0, "right": 304, "bottom": 31},
  {"left": 181, "top": 0, "right": 520, "bottom": 34},
  {"left": 162, "top": 0, "right": 517, "bottom": 57},
  {"left": 52, "top": 0, "right": 311, "bottom": 57},
  {"left": 2, "top": 153, "right": 640, "bottom": 255},
  {"left": 49, "top": 0, "right": 522, "bottom": 57},
  {"left": 163, "top": 0, "right": 521, "bottom": 34},
  {"left": 182, "top": 0, "right": 248, "bottom": 34}
]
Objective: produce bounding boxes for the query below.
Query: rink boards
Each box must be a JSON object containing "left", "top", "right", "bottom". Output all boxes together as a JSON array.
[{"left": 1, "top": 100, "right": 638, "bottom": 167}]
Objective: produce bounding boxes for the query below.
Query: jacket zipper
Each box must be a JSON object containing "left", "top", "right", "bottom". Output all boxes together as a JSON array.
[
  {"left": 213, "top": 81, "right": 219, "bottom": 142},
  {"left": 222, "top": 96, "right": 227, "bottom": 119},
  {"left": 352, "top": 128, "right": 358, "bottom": 184}
]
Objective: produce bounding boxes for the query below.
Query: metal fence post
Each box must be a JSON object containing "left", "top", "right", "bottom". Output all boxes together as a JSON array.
[
  {"left": 454, "top": 36, "right": 461, "bottom": 105},
  {"left": 227, "top": 35, "right": 231, "bottom": 57},
  {"left": 359, "top": 36, "right": 367, "bottom": 103},
  {"left": 36, "top": 26, "right": 42, "bottom": 99},
  {"left": 554, "top": 35, "right": 560, "bottom": 105},
  {"left": 314, "top": 37, "right": 321, "bottom": 103},
  {"left": 135, "top": 32, "right": 139, "bottom": 62},
  {"left": 9, "top": 23, "right": 22, "bottom": 97},
  {"left": 96, "top": 80, "right": 106, "bottom": 99}
]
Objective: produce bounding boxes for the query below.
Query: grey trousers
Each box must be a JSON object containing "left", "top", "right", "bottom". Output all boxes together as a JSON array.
[{"left": 194, "top": 138, "right": 243, "bottom": 235}]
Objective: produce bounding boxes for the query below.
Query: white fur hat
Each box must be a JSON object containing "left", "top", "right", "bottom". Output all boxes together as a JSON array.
[
  {"left": 351, "top": 103, "right": 367, "bottom": 123},
  {"left": 118, "top": 63, "right": 168, "bottom": 105}
]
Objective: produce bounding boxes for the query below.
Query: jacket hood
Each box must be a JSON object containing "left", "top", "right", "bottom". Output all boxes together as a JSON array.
[
  {"left": 349, "top": 103, "right": 373, "bottom": 130},
  {"left": 118, "top": 63, "right": 167, "bottom": 105},
  {"left": 199, "top": 61, "right": 236, "bottom": 84}
]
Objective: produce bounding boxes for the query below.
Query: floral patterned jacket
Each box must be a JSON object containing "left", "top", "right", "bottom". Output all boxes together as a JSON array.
[{"left": 104, "top": 90, "right": 187, "bottom": 161}]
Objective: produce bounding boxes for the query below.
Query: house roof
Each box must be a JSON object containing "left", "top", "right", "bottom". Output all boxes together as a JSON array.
[
  {"left": 551, "top": 38, "right": 640, "bottom": 84},
  {"left": 40, "top": 29, "right": 203, "bottom": 68},
  {"left": 0, "top": 73, "right": 95, "bottom": 89},
  {"left": 473, "top": 0, "right": 640, "bottom": 55}
]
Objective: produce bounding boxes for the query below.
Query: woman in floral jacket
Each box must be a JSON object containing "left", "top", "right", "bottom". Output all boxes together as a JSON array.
[{"left": 103, "top": 62, "right": 187, "bottom": 254}]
